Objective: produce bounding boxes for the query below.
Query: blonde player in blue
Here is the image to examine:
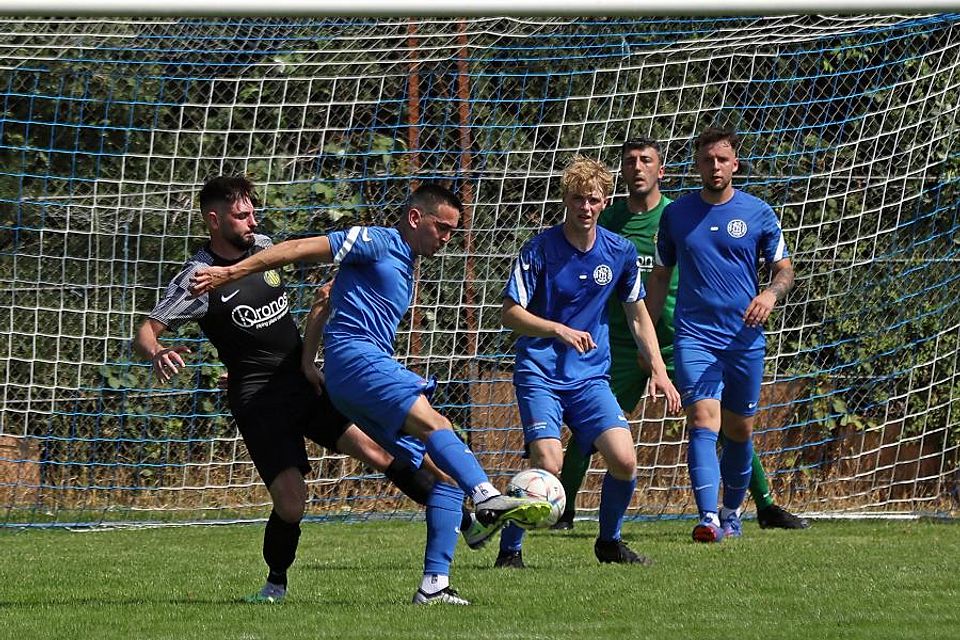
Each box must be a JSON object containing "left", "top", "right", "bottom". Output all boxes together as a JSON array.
[
  {"left": 645, "top": 127, "right": 795, "bottom": 543},
  {"left": 494, "top": 157, "right": 681, "bottom": 568},
  {"left": 189, "top": 184, "right": 553, "bottom": 605}
]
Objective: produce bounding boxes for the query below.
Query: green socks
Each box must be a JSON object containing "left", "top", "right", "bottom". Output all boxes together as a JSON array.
[
  {"left": 559, "top": 439, "right": 591, "bottom": 517},
  {"left": 748, "top": 450, "right": 775, "bottom": 510}
]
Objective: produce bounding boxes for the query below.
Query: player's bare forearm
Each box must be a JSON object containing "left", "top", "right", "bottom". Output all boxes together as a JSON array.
[
  {"left": 744, "top": 258, "right": 794, "bottom": 327},
  {"left": 301, "top": 282, "right": 333, "bottom": 371},
  {"left": 248, "top": 236, "right": 334, "bottom": 273},
  {"left": 132, "top": 319, "right": 164, "bottom": 360},
  {"left": 309, "top": 280, "right": 334, "bottom": 325},
  {"left": 301, "top": 310, "right": 323, "bottom": 372},
  {"left": 501, "top": 298, "right": 596, "bottom": 354},
  {"left": 132, "top": 318, "right": 191, "bottom": 383},
  {"left": 190, "top": 236, "right": 333, "bottom": 295},
  {"left": 644, "top": 265, "right": 673, "bottom": 326},
  {"left": 764, "top": 258, "right": 795, "bottom": 302},
  {"left": 502, "top": 298, "right": 558, "bottom": 337},
  {"left": 623, "top": 300, "right": 669, "bottom": 379}
]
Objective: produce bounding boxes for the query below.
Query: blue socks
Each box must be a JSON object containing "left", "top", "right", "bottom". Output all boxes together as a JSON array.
[
  {"left": 425, "top": 429, "right": 488, "bottom": 494},
  {"left": 687, "top": 427, "right": 720, "bottom": 516},
  {"left": 423, "top": 481, "right": 465, "bottom": 576},
  {"left": 720, "top": 436, "right": 753, "bottom": 511},
  {"left": 499, "top": 521, "right": 525, "bottom": 553},
  {"left": 688, "top": 427, "right": 754, "bottom": 516},
  {"left": 598, "top": 472, "right": 637, "bottom": 542}
]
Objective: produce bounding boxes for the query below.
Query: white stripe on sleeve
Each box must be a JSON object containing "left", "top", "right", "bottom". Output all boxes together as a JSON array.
[
  {"left": 654, "top": 245, "right": 665, "bottom": 267},
  {"left": 512, "top": 259, "right": 529, "bottom": 308},
  {"left": 773, "top": 233, "right": 787, "bottom": 261},
  {"left": 333, "top": 226, "right": 362, "bottom": 264},
  {"left": 626, "top": 259, "right": 644, "bottom": 302}
]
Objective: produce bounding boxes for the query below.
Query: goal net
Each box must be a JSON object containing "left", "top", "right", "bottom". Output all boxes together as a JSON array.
[{"left": 1, "top": 14, "right": 958, "bottom": 526}]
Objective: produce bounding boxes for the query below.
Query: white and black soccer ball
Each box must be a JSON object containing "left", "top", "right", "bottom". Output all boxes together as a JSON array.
[{"left": 506, "top": 468, "right": 566, "bottom": 527}]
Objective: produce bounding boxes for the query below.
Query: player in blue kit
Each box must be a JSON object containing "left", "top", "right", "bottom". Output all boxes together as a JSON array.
[
  {"left": 645, "top": 127, "right": 795, "bottom": 542},
  {"left": 189, "top": 183, "right": 552, "bottom": 605},
  {"left": 134, "top": 176, "right": 450, "bottom": 604},
  {"left": 494, "top": 157, "right": 681, "bottom": 568}
]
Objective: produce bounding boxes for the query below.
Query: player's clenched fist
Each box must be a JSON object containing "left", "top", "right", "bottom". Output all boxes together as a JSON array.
[{"left": 189, "top": 266, "right": 232, "bottom": 296}]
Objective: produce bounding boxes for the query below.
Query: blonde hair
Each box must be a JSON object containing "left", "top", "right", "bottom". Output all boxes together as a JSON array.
[{"left": 560, "top": 155, "right": 614, "bottom": 198}]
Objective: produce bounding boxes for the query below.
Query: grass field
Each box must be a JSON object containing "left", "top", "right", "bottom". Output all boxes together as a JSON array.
[{"left": 1, "top": 518, "right": 957, "bottom": 640}]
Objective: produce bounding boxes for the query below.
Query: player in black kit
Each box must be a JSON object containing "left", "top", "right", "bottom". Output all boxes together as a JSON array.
[{"left": 133, "top": 176, "right": 440, "bottom": 603}]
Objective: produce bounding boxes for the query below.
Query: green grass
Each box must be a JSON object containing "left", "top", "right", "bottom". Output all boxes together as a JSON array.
[{"left": 1, "top": 519, "right": 957, "bottom": 639}]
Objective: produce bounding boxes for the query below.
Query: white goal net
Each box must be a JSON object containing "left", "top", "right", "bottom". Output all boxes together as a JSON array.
[{"left": 0, "top": 14, "right": 958, "bottom": 525}]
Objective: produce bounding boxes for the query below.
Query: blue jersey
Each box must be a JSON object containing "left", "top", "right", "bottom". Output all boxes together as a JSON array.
[
  {"left": 655, "top": 189, "right": 789, "bottom": 350},
  {"left": 503, "top": 224, "right": 644, "bottom": 389},
  {"left": 323, "top": 226, "right": 415, "bottom": 356}
]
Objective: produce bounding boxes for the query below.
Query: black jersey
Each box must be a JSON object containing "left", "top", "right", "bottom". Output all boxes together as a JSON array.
[{"left": 149, "top": 234, "right": 305, "bottom": 403}]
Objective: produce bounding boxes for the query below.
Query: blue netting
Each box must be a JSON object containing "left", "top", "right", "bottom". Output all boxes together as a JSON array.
[{"left": 1, "top": 15, "right": 958, "bottom": 526}]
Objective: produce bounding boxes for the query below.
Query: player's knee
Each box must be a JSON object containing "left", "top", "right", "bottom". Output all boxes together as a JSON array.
[
  {"left": 268, "top": 468, "right": 307, "bottom": 523},
  {"left": 409, "top": 412, "right": 452, "bottom": 438},
  {"left": 528, "top": 441, "right": 562, "bottom": 476},
  {"left": 606, "top": 454, "right": 637, "bottom": 481},
  {"left": 272, "top": 497, "right": 305, "bottom": 524},
  {"left": 404, "top": 396, "right": 454, "bottom": 440},
  {"left": 537, "top": 459, "right": 562, "bottom": 477},
  {"left": 722, "top": 423, "right": 753, "bottom": 442},
  {"left": 687, "top": 409, "right": 720, "bottom": 430},
  {"left": 721, "top": 412, "right": 754, "bottom": 442},
  {"left": 427, "top": 412, "right": 453, "bottom": 433},
  {"left": 685, "top": 398, "right": 720, "bottom": 424}
]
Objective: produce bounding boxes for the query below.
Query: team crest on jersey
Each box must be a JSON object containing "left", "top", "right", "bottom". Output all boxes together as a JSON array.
[
  {"left": 263, "top": 270, "right": 281, "bottom": 287},
  {"left": 727, "top": 219, "right": 748, "bottom": 238},
  {"left": 593, "top": 264, "right": 613, "bottom": 286}
]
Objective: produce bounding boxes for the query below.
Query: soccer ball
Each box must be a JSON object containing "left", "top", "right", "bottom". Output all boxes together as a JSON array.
[{"left": 506, "top": 468, "right": 566, "bottom": 527}]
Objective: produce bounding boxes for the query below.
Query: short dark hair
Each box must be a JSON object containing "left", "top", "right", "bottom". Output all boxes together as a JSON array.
[
  {"left": 621, "top": 137, "right": 664, "bottom": 163},
  {"left": 198, "top": 175, "right": 260, "bottom": 213},
  {"left": 694, "top": 127, "right": 739, "bottom": 155},
  {"left": 408, "top": 183, "right": 463, "bottom": 216}
]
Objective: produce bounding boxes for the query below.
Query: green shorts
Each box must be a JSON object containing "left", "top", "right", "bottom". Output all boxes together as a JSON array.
[{"left": 608, "top": 345, "right": 675, "bottom": 413}]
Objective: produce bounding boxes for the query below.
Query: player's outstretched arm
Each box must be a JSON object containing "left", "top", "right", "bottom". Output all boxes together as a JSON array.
[
  {"left": 643, "top": 264, "right": 673, "bottom": 327},
  {"left": 189, "top": 235, "right": 334, "bottom": 296},
  {"left": 743, "top": 257, "right": 794, "bottom": 328},
  {"left": 132, "top": 318, "right": 192, "bottom": 384},
  {"left": 622, "top": 300, "right": 681, "bottom": 414},
  {"left": 501, "top": 298, "right": 597, "bottom": 354}
]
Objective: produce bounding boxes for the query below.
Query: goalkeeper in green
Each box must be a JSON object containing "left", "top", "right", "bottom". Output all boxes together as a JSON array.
[{"left": 552, "top": 138, "right": 809, "bottom": 531}]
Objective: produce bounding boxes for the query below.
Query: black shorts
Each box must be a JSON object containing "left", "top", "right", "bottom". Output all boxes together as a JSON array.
[{"left": 231, "top": 374, "right": 352, "bottom": 488}]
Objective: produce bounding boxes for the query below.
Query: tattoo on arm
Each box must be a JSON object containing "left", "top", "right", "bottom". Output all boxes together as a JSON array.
[{"left": 766, "top": 263, "right": 795, "bottom": 302}]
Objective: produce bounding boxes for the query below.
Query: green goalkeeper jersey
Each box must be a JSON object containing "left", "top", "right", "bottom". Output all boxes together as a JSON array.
[{"left": 598, "top": 195, "right": 679, "bottom": 370}]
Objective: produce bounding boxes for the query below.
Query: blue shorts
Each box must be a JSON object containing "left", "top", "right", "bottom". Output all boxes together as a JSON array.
[
  {"left": 323, "top": 344, "right": 436, "bottom": 467},
  {"left": 515, "top": 379, "right": 629, "bottom": 456},
  {"left": 674, "top": 342, "right": 764, "bottom": 416}
]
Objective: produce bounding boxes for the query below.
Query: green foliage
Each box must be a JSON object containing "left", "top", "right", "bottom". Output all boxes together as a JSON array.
[{"left": 1, "top": 17, "right": 959, "bottom": 519}]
